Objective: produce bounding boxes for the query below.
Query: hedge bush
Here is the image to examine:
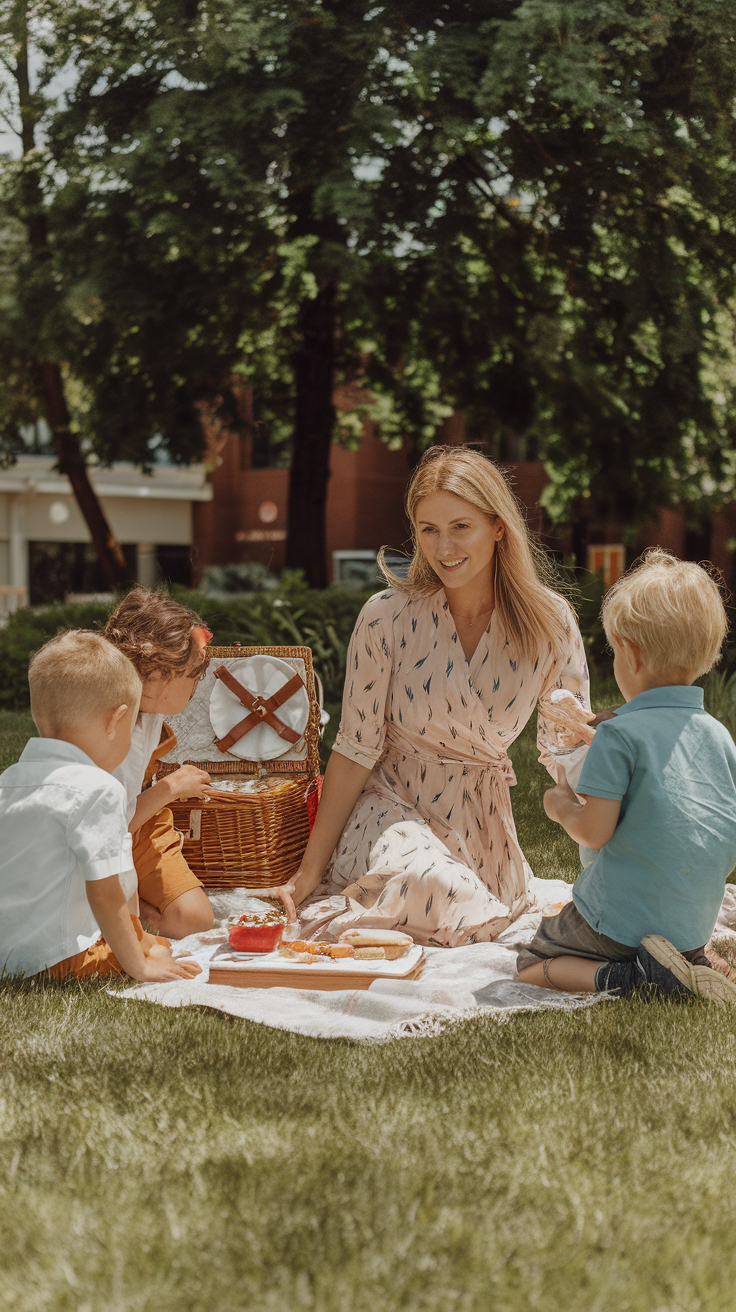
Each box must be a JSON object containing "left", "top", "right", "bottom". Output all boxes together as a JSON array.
[
  {"left": 0, "top": 582, "right": 374, "bottom": 711},
  {"left": 0, "top": 567, "right": 617, "bottom": 712}
]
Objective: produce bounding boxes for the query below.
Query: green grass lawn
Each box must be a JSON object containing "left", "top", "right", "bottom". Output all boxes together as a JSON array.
[{"left": 4, "top": 690, "right": 736, "bottom": 1311}]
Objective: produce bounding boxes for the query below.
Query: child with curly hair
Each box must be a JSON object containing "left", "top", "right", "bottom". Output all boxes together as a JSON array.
[{"left": 105, "top": 588, "right": 214, "bottom": 939}]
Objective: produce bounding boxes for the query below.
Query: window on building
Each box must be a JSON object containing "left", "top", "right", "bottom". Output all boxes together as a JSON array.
[
  {"left": 28, "top": 542, "right": 137, "bottom": 605},
  {"left": 156, "top": 545, "right": 192, "bottom": 588},
  {"left": 251, "top": 420, "right": 273, "bottom": 469}
]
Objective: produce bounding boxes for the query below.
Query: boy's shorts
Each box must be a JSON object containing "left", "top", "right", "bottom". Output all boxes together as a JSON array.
[
  {"left": 134, "top": 724, "right": 204, "bottom": 914},
  {"left": 43, "top": 916, "right": 169, "bottom": 981},
  {"left": 133, "top": 808, "right": 203, "bottom": 913},
  {"left": 516, "top": 900, "right": 710, "bottom": 974}
]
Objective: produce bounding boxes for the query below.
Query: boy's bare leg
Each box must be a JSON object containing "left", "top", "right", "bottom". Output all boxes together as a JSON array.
[
  {"left": 518, "top": 956, "right": 600, "bottom": 992},
  {"left": 139, "top": 887, "right": 214, "bottom": 939},
  {"left": 87, "top": 877, "right": 201, "bottom": 981}
]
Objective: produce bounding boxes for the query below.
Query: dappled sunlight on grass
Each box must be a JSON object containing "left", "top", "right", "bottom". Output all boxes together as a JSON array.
[
  {"left": 3, "top": 671, "right": 736, "bottom": 1308},
  {"left": 3, "top": 984, "right": 736, "bottom": 1309}
]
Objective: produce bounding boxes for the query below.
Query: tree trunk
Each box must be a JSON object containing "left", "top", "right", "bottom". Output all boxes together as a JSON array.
[
  {"left": 14, "top": 0, "right": 129, "bottom": 591},
  {"left": 37, "top": 364, "right": 130, "bottom": 587},
  {"left": 286, "top": 282, "right": 337, "bottom": 589}
]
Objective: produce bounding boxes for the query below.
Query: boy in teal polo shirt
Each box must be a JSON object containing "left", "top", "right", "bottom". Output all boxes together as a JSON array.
[{"left": 518, "top": 549, "right": 736, "bottom": 1005}]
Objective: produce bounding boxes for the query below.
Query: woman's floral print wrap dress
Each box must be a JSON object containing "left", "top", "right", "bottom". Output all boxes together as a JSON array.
[{"left": 304, "top": 588, "right": 591, "bottom": 947}]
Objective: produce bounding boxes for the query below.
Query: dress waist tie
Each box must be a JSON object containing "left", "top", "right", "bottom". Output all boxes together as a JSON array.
[
  {"left": 383, "top": 726, "right": 517, "bottom": 788},
  {"left": 382, "top": 726, "right": 529, "bottom": 906}
]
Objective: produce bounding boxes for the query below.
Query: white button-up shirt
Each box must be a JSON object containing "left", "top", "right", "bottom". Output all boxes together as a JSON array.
[{"left": 0, "top": 737, "right": 135, "bottom": 976}]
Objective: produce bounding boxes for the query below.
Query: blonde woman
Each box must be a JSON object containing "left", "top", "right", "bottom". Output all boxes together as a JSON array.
[{"left": 283, "top": 446, "right": 594, "bottom": 946}]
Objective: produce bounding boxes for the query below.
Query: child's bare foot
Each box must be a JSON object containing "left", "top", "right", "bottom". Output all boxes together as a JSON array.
[
  {"left": 147, "top": 940, "right": 180, "bottom": 963},
  {"left": 140, "top": 928, "right": 171, "bottom": 954},
  {"left": 139, "top": 897, "right": 163, "bottom": 934},
  {"left": 706, "top": 948, "right": 736, "bottom": 981}
]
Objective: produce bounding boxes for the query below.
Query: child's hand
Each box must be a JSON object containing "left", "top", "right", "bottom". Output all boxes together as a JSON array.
[
  {"left": 137, "top": 956, "right": 202, "bottom": 983},
  {"left": 543, "top": 767, "right": 583, "bottom": 823},
  {"left": 543, "top": 764, "right": 621, "bottom": 847},
  {"left": 165, "top": 764, "right": 211, "bottom": 800},
  {"left": 590, "top": 708, "right": 619, "bottom": 728}
]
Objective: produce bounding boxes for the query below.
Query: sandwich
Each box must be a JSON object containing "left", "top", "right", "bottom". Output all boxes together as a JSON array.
[{"left": 338, "top": 928, "right": 413, "bottom": 960}]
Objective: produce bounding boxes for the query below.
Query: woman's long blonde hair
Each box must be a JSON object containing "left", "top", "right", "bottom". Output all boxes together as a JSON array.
[{"left": 378, "top": 446, "right": 568, "bottom": 658}]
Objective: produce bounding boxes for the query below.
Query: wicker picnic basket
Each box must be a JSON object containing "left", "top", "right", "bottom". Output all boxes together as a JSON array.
[{"left": 153, "top": 645, "right": 321, "bottom": 890}]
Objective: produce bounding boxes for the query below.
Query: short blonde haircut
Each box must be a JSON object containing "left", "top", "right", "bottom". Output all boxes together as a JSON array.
[
  {"left": 602, "top": 549, "right": 727, "bottom": 681},
  {"left": 379, "top": 445, "right": 568, "bottom": 657},
  {"left": 29, "top": 631, "right": 142, "bottom": 735}
]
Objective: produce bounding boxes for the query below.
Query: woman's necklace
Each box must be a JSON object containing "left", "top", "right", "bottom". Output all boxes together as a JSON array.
[{"left": 450, "top": 604, "right": 494, "bottom": 627}]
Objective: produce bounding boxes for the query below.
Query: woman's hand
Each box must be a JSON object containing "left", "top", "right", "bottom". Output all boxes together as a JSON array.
[{"left": 248, "top": 883, "right": 298, "bottom": 923}]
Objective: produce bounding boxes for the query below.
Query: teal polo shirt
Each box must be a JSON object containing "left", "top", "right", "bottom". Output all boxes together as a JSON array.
[{"left": 572, "top": 686, "right": 736, "bottom": 950}]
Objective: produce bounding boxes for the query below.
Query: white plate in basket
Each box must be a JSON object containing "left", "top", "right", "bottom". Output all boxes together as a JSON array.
[{"left": 208, "top": 653, "right": 310, "bottom": 761}]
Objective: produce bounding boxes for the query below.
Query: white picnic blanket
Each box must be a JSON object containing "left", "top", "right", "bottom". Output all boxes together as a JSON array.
[{"left": 111, "top": 877, "right": 612, "bottom": 1042}]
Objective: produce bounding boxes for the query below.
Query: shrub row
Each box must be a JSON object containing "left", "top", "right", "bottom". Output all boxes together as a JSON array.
[
  {"left": 0, "top": 582, "right": 374, "bottom": 710},
  {"left": 0, "top": 568, "right": 625, "bottom": 713}
]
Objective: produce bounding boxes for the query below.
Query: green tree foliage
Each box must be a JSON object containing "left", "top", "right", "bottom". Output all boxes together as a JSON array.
[
  {"left": 2, "top": 0, "right": 736, "bottom": 587},
  {"left": 373, "top": 1, "right": 736, "bottom": 532},
  {"left": 0, "top": 0, "right": 131, "bottom": 585}
]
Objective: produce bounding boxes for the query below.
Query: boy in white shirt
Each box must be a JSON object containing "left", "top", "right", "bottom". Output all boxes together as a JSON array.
[{"left": 0, "top": 630, "right": 201, "bottom": 982}]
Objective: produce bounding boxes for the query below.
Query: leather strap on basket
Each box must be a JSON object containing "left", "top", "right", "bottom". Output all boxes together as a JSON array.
[{"left": 213, "top": 665, "right": 306, "bottom": 754}]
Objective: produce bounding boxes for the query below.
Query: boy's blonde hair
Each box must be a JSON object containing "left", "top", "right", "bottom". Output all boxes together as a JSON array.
[
  {"left": 29, "top": 631, "right": 142, "bottom": 735},
  {"left": 105, "top": 588, "right": 207, "bottom": 683},
  {"left": 601, "top": 549, "right": 727, "bottom": 681}
]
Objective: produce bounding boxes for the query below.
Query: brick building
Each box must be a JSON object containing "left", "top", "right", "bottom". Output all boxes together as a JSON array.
[
  {"left": 192, "top": 406, "right": 561, "bottom": 585},
  {"left": 192, "top": 400, "right": 736, "bottom": 588}
]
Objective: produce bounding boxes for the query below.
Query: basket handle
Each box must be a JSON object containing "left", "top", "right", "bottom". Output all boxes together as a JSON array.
[
  {"left": 313, "top": 671, "right": 325, "bottom": 712},
  {"left": 213, "top": 665, "right": 306, "bottom": 753}
]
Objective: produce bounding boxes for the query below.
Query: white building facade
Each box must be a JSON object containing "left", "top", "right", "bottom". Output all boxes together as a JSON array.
[{"left": 0, "top": 456, "right": 212, "bottom": 609}]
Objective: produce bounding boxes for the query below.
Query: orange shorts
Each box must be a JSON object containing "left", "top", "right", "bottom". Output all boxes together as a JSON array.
[
  {"left": 133, "top": 807, "right": 203, "bottom": 913},
  {"left": 44, "top": 915, "right": 165, "bottom": 980},
  {"left": 133, "top": 724, "right": 203, "bottom": 914}
]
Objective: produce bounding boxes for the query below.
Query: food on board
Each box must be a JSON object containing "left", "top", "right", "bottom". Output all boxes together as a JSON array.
[
  {"left": 338, "top": 928, "right": 413, "bottom": 959},
  {"left": 226, "top": 897, "right": 286, "bottom": 953}
]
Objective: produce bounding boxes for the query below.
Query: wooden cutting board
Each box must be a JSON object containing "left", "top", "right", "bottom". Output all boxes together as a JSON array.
[{"left": 207, "top": 945, "right": 425, "bottom": 991}]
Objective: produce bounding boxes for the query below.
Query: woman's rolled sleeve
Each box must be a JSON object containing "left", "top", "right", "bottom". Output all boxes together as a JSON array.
[{"left": 332, "top": 597, "right": 393, "bottom": 770}]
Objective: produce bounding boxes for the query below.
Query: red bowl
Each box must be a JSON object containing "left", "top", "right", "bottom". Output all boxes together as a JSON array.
[{"left": 227, "top": 921, "right": 284, "bottom": 953}]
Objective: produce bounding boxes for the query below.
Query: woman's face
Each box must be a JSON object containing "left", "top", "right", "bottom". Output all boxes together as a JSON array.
[{"left": 415, "top": 491, "right": 504, "bottom": 593}]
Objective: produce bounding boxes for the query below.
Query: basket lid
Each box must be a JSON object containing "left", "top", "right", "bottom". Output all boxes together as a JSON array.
[
  {"left": 159, "top": 646, "right": 318, "bottom": 774},
  {"left": 209, "top": 654, "right": 310, "bottom": 760}
]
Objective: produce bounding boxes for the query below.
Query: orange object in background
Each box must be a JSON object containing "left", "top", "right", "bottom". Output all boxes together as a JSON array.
[
  {"left": 306, "top": 775, "right": 323, "bottom": 831},
  {"left": 587, "top": 544, "right": 625, "bottom": 588}
]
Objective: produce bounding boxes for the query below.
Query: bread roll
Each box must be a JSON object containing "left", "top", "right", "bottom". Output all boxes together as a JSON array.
[{"left": 338, "top": 928, "right": 413, "bottom": 948}]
